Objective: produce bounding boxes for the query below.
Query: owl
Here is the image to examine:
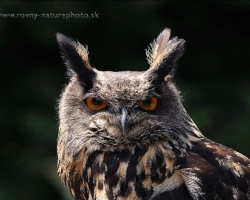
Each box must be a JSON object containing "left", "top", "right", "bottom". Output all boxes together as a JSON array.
[{"left": 56, "top": 28, "right": 250, "bottom": 200}]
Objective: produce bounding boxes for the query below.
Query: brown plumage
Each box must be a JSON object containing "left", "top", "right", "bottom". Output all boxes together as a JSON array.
[{"left": 56, "top": 28, "right": 250, "bottom": 200}]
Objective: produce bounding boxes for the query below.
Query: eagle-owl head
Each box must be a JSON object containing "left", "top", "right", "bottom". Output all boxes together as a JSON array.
[{"left": 56, "top": 28, "right": 201, "bottom": 168}]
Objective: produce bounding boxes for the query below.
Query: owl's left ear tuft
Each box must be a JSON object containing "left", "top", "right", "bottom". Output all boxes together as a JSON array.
[
  {"left": 146, "top": 28, "right": 185, "bottom": 81},
  {"left": 56, "top": 33, "right": 96, "bottom": 88}
]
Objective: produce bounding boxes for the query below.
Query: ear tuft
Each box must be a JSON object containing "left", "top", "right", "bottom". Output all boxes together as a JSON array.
[
  {"left": 56, "top": 33, "right": 96, "bottom": 88},
  {"left": 146, "top": 28, "right": 171, "bottom": 68},
  {"left": 146, "top": 28, "right": 185, "bottom": 81}
]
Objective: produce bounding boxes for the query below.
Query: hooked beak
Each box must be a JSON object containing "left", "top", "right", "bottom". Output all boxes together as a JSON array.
[{"left": 121, "top": 107, "right": 129, "bottom": 135}]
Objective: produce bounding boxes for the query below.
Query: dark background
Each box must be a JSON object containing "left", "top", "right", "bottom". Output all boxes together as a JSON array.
[{"left": 1, "top": 2, "right": 250, "bottom": 200}]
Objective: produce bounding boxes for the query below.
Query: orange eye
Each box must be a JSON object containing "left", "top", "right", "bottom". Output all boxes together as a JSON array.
[
  {"left": 85, "top": 97, "right": 107, "bottom": 111},
  {"left": 138, "top": 97, "right": 158, "bottom": 111}
]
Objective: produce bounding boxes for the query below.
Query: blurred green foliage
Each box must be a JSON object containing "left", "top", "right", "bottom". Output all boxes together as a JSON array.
[{"left": 0, "top": 2, "right": 250, "bottom": 199}]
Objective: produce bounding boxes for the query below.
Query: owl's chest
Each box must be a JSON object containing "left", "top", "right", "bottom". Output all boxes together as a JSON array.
[{"left": 72, "top": 144, "right": 180, "bottom": 200}]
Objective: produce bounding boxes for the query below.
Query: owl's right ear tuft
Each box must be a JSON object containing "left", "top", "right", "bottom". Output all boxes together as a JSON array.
[
  {"left": 56, "top": 33, "right": 96, "bottom": 88},
  {"left": 146, "top": 28, "right": 185, "bottom": 82}
]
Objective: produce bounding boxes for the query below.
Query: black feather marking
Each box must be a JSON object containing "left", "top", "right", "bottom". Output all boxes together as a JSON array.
[
  {"left": 151, "top": 147, "right": 165, "bottom": 184},
  {"left": 126, "top": 146, "right": 148, "bottom": 182},
  {"left": 135, "top": 177, "right": 149, "bottom": 198},
  {"left": 105, "top": 157, "right": 122, "bottom": 199},
  {"left": 119, "top": 181, "right": 129, "bottom": 196},
  {"left": 103, "top": 151, "right": 121, "bottom": 189},
  {"left": 119, "top": 148, "right": 132, "bottom": 162}
]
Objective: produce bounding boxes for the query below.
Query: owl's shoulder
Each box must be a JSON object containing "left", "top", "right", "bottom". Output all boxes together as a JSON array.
[{"left": 177, "top": 139, "right": 250, "bottom": 199}]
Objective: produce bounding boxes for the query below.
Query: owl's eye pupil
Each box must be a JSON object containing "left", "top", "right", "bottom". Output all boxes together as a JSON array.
[
  {"left": 92, "top": 98, "right": 102, "bottom": 105},
  {"left": 85, "top": 97, "right": 107, "bottom": 111},
  {"left": 143, "top": 98, "right": 151, "bottom": 105},
  {"left": 138, "top": 97, "right": 158, "bottom": 111}
]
